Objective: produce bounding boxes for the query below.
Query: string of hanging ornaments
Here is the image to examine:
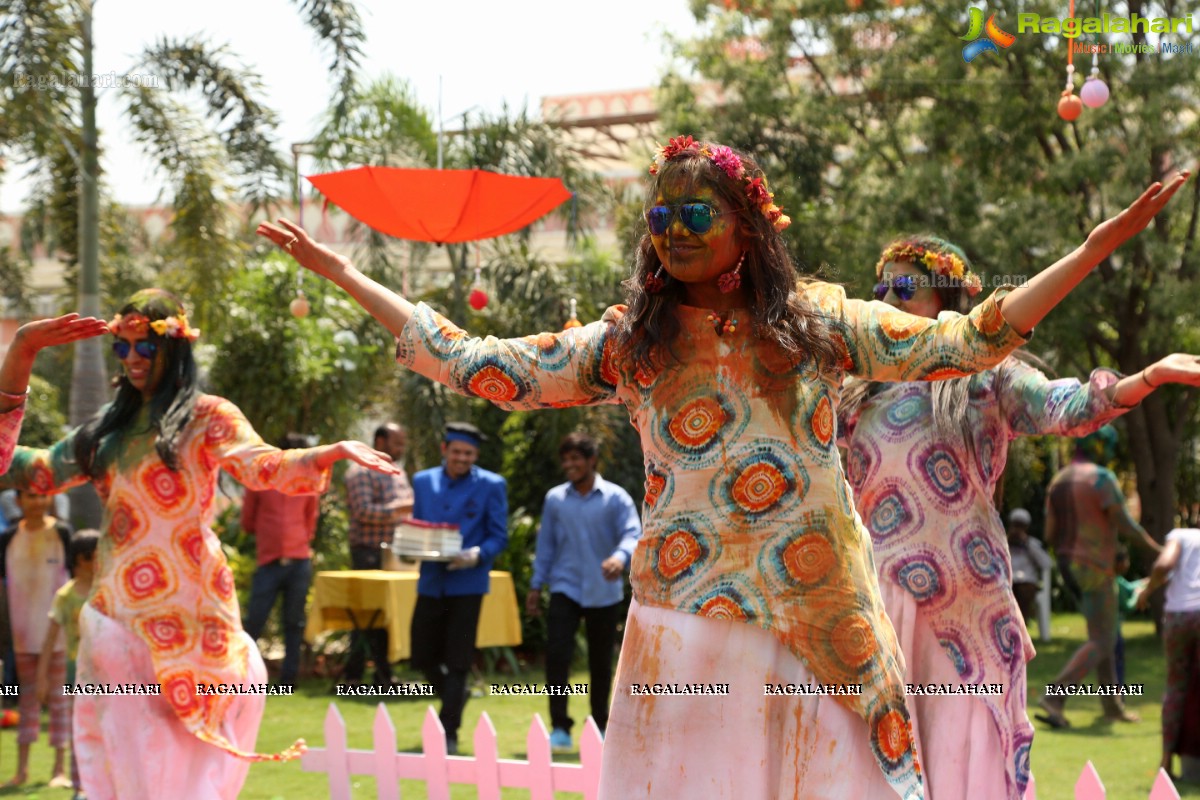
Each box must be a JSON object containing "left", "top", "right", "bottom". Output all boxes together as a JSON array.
[
  {"left": 289, "top": 270, "right": 310, "bottom": 318},
  {"left": 1057, "top": 0, "right": 1111, "bottom": 120}
]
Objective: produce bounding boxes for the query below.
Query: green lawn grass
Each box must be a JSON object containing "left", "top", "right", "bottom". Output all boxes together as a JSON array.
[{"left": 1, "top": 613, "right": 1197, "bottom": 798}]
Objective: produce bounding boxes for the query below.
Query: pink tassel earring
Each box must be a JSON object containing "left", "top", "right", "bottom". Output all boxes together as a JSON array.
[
  {"left": 718, "top": 252, "right": 746, "bottom": 294},
  {"left": 645, "top": 266, "right": 666, "bottom": 294}
]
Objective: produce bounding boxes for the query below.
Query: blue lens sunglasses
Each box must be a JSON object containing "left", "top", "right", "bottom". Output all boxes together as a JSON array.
[
  {"left": 646, "top": 202, "right": 724, "bottom": 236},
  {"left": 112, "top": 339, "right": 158, "bottom": 360},
  {"left": 873, "top": 275, "right": 918, "bottom": 302}
]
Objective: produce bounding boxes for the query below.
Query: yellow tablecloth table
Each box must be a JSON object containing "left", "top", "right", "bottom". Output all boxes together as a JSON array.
[{"left": 304, "top": 570, "right": 523, "bottom": 664}]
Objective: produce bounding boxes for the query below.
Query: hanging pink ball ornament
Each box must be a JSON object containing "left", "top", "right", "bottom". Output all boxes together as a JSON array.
[
  {"left": 289, "top": 293, "right": 310, "bottom": 318},
  {"left": 469, "top": 288, "right": 489, "bottom": 310},
  {"left": 1057, "top": 91, "right": 1083, "bottom": 121},
  {"left": 1080, "top": 75, "right": 1110, "bottom": 108}
]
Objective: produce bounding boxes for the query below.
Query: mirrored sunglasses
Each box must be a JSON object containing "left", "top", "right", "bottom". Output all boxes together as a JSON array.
[
  {"left": 645, "top": 202, "right": 723, "bottom": 236},
  {"left": 873, "top": 275, "right": 918, "bottom": 302},
  {"left": 111, "top": 339, "right": 158, "bottom": 360}
]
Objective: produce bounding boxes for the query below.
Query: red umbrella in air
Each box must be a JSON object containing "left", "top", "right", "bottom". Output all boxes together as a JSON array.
[{"left": 306, "top": 166, "right": 573, "bottom": 245}]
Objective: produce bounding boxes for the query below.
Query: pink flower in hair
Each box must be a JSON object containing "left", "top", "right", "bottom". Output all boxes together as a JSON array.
[{"left": 709, "top": 146, "right": 744, "bottom": 180}]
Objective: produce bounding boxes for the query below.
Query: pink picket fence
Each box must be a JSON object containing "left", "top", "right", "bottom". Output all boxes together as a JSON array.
[
  {"left": 302, "top": 703, "right": 1182, "bottom": 799},
  {"left": 301, "top": 704, "right": 603, "bottom": 799}
]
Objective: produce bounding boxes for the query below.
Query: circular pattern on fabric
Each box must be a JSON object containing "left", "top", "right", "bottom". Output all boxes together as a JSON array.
[
  {"left": 642, "top": 462, "right": 674, "bottom": 510},
  {"left": 204, "top": 401, "right": 237, "bottom": 446},
  {"left": 908, "top": 443, "right": 968, "bottom": 507},
  {"left": 1013, "top": 729, "right": 1033, "bottom": 792},
  {"left": 865, "top": 688, "right": 920, "bottom": 784},
  {"left": 760, "top": 523, "right": 841, "bottom": 595},
  {"left": 990, "top": 611, "right": 1020, "bottom": 664},
  {"left": 863, "top": 479, "right": 925, "bottom": 545},
  {"left": 801, "top": 597, "right": 887, "bottom": 686},
  {"left": 652, "top": 389, "right": 749, "bottom": 468},
  {"left": 139, "top": 461, "right": 193, "bottom": 517},
  {"left": 461, "top": 359, "right": 533, "bottom": 405},
  {"left": 687, "top": 575, "right": 769, "bottom": 625},
  {"left": 160, "top": 667, "right": 204, "bottom": 724},
  {"left": 210, "top": 563, "right": 236, "bottom": 602},
  {"left": 173, "top": 526, "right": 207, "bottom": 578},
  {"left": 789, "top": 387, "right": 839, "bottom": 467},
  {"left": 139, "top": 608, "right": 192, "bottom": 656},
  {"left": 119, "top": 550, "right": 176, "bottom": 606},
  {"left": 710, "top": 441, "right": 808, "bottom": 529},
  {"left": 200, "top": 613, "right": 233, "bottom": 662},
  {"left": 668, "top": 397, "right": 729, "bottom": 451},
  {"left": 647, "top": 514, "right": 720, "bottom": 592},
  {"left": 936, "top": 626, "right": 980, "bottom": 682},
  {"left": 893, "top": 554, "right": 945, "bottom": 604},
  {"left": 883, "top": 388, "right": 928, "bottom": 434},
  {"left": 517, "top": 331, "right": 573, "bottom": 371},
  {"left": 957, "top": 530, "right": 1003, "bottom": 583},
  {"left": 108, "top": 498, "right": 147, "bottom": 549}
]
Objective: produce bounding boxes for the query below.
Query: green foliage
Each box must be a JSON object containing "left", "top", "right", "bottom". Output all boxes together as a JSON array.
[
  {"left": 20, "top": 374, "right": 66, "bottom": 448},
  {"left": 205, "top": 253, "right": 384, "bottom": 446}
]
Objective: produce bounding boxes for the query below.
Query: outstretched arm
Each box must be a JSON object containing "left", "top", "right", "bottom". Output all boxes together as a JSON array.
[
  {"left": 0, "top": 314, "right": 109, "bottom": 411},
  {"left": 0, "top": 314, "right": 109, "bottom": 474},
  {"left": 257, "top": 219, "right": 415, "bottom": 337},
  {"left": 996, "top": 173, "right": 1190, "bottom": 335}
]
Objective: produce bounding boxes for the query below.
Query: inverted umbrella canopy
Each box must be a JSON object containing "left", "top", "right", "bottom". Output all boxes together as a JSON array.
[{"left": 307, "top": 166, "right": 573, "bottom": 244}]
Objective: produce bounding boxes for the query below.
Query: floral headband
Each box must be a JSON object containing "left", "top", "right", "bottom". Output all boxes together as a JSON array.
[
  {"left": 108, "top": 311, "right": 201, "bottom": 341},
  {"left": 648, "top": 135, "right": 791, "bottom": 232},
  {"left": 874, "top": 242, "right": 982, "bottom": 297}
]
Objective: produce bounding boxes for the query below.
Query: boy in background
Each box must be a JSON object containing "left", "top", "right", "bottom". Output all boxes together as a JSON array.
[
  {"left": 38, "top": 529, "right": 99, "bottom": 800},
  {"left": 0, "top": 490, "right": 72, "bottom": 788}
]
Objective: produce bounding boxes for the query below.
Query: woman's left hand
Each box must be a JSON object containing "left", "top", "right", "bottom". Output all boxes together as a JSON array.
[
  {"left": 1083, "top": 172, "right": 1190, "bottom": 259},
  {"left": 322, "top": 441, "right": 402, "bottom": 474}
]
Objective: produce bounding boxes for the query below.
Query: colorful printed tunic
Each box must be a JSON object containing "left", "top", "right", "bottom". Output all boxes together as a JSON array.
[
  {"left": 396, "top": 281, "right": 1028, "bottom": 797},
  {"left": 0, "top": 405, "right": 22, "bottom": 473},
  {"left": 841, "top": 359, "right": 1128, "bottom": 798},
  {"left": 0, "top": 395, "right": 329, "bottom": 759}
]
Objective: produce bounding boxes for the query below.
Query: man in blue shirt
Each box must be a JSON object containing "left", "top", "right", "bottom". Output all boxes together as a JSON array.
[
  {"left": 410, "top": 421, "right": 508, "bottom": 755},
  {"left": 525, "top": 432, "right": 641, "bottom": 752}
]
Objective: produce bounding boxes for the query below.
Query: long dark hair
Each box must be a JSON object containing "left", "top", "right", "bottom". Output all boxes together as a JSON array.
[
  {"left": 74, "top": 289, "right": 200, "bottom": 478},
  {"left": 616, "top": 142, "right": 843, "bottom": 376},
  {"left": 842, "top": 235, "right": 1045, "bottom": 459}
]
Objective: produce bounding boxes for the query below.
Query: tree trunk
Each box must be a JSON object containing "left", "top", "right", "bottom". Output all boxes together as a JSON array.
[{"left": 68, "top": 1, "right": 105, "bottom": 528}]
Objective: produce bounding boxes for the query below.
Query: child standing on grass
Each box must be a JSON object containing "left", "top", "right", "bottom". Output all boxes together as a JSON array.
[
  {"left": 37, "top": 528, "right": 99, "bottom": 800},
  {"left": 0, "top": 489, "right": 72, "bottom": 789}
]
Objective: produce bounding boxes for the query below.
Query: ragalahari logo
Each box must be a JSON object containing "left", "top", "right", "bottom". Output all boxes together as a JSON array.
[{"left": 961, "top": 6, "right": 1016, "bottom": 62}]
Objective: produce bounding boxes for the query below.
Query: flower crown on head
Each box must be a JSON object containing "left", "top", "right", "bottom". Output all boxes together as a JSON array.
[
  {"left": 108, "top": 311, "right": 201, "bottom": 341},
  {"left": 874, "top": 241, "right": 982, "bottom": 297},
  {"left": 648, "top": 135, "right": 791, "bottom": 232}
]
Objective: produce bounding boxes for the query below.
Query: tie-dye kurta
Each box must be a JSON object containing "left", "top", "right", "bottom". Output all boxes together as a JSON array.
[
  {"left": 841, "top": 358, "right": 1129, "bottom": 798},
  {"left": 396, "top": 281, "right": 1027, "bottom": 797},
  {"left": 0, "top": 395, "right": 329, "bottom": 759},
  {"left": 0, "top": 405, "right": 23, "bottom": 473}
]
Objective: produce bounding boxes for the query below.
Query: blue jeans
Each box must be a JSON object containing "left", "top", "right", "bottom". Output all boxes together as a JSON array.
[{"left": 243, "top": 558, "right": 312, "bottom": 686}]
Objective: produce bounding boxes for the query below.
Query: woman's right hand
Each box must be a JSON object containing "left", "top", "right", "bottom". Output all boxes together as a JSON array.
[
  {"left": 12, "top": 313, "right": 109, "bottom": 358},
  {"left": 256, "top": 219, "right": 354, "bottom": 282}
]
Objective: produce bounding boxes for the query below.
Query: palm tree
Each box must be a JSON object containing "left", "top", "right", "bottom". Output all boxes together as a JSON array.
[{"left": 0, "top": 0, "right": 365, "bottom": 525}]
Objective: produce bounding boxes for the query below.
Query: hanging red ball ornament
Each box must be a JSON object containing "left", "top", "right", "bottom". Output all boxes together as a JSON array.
[
  {"left": 469, "top": 288, "right": 489, "bottom": 310},
  {"left": 1057, "top": 91, "right": 1083, "bottom": 121}
]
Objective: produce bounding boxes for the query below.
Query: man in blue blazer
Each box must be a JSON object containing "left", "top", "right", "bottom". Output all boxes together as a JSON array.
[{"left": 409, "top": 421, "right": 508, "bottom": 754}]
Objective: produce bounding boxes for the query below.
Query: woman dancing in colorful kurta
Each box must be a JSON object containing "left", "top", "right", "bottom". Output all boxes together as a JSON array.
[
  {"left": 0, "top": 290, "right": 401, "bottom": 800},
  {"left": 258, "top": 138, "right": 1187, "bottom": 799},
  {"left": 840, "top": 235, "right": 1200, "bottom": 799}
]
